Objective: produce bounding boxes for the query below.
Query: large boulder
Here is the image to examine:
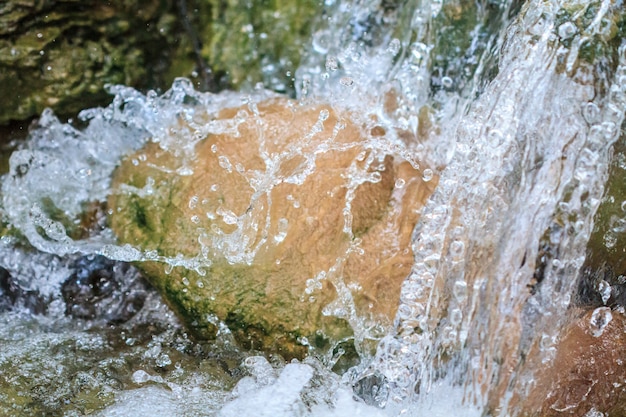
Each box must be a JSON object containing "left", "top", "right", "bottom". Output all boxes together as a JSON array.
[{"left": 108, "top": 97, "right": 436, "bottom": 360}]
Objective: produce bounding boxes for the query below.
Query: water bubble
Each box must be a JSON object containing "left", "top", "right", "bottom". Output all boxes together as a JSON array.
[
  {"left": 582, "top": 102, "right": 600, "bottom": 124},
  {"left": 422, "top": 169, "right": 433, "bottom": 182},
  {"left": 409, "top": 42, "right": 429, "bottom": 67},
  {"left": 604, "top": 232, "right": 617, "bottom": 249},
  {"left": 449, "top": 308, "right": 463, "bottom": 326},
  {"left": 453, "top": 281, "right": 468, "bottom": 303},
  {"left": 387, "top": 38, "right": 401, "bottom": 56},
  {"left": 132, "top": 370, "right": 150, "bottom": 384},
  {"left": 557, "top": 22, "right": 577, "bottom": 39},
  {"left": 218, "top": 155, "right": 233, "bottom": 173},
  {"left": 325, "top": 56, "right": 338, "bottom": 72},
  {"left": 441, "top": 77, "right": 453, "bottom": 89},
  {"left": 589, "top": 307, "right": 612, "bottom": 337},
  {"left": 319, "top": 109, "right": 330, "bottom": 121},
  {"left": 312, "top": 30, "right": 330, "bottom": 54},
  {"left": 598, "top": 280, "right": 611, "bottom": 305},
  {"left": 340, "top": 77, "right": 354, "bottom": 87},
  {"left": 449, "top": 240, "right": 464, "bottom": 261},
  {"left": 188, "top": 195, "right": 199, "bottom": 209},
  {"left": 395, "top": 179, "right": 405, "bottom": 188},
  {"left": 155, "top": 353, "right": 172, "bottom": 368},
  {"left": 274, "top": 218, "right": 288, "bottom": 243}
]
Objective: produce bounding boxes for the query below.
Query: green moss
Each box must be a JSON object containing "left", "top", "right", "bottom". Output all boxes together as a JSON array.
[{"left": 196, "top": 0, "right": 321, "bottom": 93}]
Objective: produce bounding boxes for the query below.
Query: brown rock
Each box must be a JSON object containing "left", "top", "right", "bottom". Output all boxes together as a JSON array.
[
  {"left": 109, "top": 96, "right": 436, "bottom": 359},
  {"left": 514, "top": 308, "right": 626, "bottom": 416}
]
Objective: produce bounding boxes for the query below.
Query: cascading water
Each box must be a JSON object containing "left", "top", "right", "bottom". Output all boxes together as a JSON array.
[{"left": 1, "top": 0, "right": 625, "bottom": 416}]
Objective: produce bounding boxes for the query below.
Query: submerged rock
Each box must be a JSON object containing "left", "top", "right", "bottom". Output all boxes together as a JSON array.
[
  {"left": 518, "top": 308, "right": 626, "bottom": 417},
  {"left": 108, "top": 97, "right": 436, "bottom": 360}
]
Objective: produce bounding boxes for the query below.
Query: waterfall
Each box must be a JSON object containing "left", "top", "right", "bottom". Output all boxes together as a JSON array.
[{"left": 1, "top": 0, "right": 625, "bottom": 415}]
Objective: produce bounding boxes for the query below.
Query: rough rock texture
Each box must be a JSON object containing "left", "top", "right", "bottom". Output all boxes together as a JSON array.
[
  {"left": 0, "top": 0, "right": 320, "bottom": 125},
  {"left": 0, "top": 0, "right": 178, "bottom": 125},
  {"left": 109, "top": 98, "right": 436, "bottom": 360},
  {"left": 518, "top": 308, "right": 626, "bottom": 417},
  {"left": 174, "top": 0, "right": 320, "bottom": 93}
]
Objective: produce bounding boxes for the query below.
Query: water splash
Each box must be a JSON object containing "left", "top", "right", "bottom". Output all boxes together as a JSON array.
[
  {"left": 365, "top": 0, "right": 626, "bottom": 413},
  {"left": 1, "top": 0, "right": 625, "bottom": 415}
]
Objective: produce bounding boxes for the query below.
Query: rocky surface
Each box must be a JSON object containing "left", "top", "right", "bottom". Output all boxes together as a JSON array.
[{"left": 0, "top": 0, "right": 320, "bottom": 126}]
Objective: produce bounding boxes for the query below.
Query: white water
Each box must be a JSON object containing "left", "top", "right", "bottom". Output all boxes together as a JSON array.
[{"left": 1, "top": 0, "right": 625, "bottom": 415}]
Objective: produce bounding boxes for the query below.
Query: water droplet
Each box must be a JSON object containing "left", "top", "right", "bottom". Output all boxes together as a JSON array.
[
  {"left": 340, "top": 77, "right": 354, "bottom": 87},
  {"left": 319, "top": 109, "right": 330, "bottom": 121},
  {"left": 422, "top": 169, "right": 433, "bottom": 182},
  {"left": 409, "top": 42, "right": 429, "bottom": 67},
  {"left": 312, "top": 30, "right": 330, "bottom": 54},
  {"left": 325, "top": 56, "right": 338, "bottom": 72},
  {"left": 155, "top": 353, "right": 172, "bottom": 368},
  {"left": 218, "top": 155, "right": 233, "bottom": 172},
  {"left": 387, "top": 38, "right": 401, "bottom": 56},
  {"left": 450, "top": 308, "right": 463, "bottom": 326},
  {"left": 274, "top": 218, "right": 288, "bottom": 243},
  {"left": 604, "top": 232, "right": 617, "bottom": 248},
  {"left": 441, "top": 77, "right": 453, "bottom": 89},
  {"left": 598, "top": 280, "right": 611, "bottom": 305},
  {"left": 132, "top": 370, "right": 150, "bottom": 384},
  {"left": 395, "top": 178, "right": 405, "bottom": 188},
  {"left": 453, "top": 280, "right": 467, "bottom": 302},
  {"left": 188, "top": 195, "right": 199, "bottom": 209},
  {"left": 582, "top": 102, "right": 600, "bottom": 124},
  {"left": 557, "top": 22, "right": 577, "bottom": 39},
  {"left": 449, "top": 240, "right": 464, "bottom": 261},
  {"left": 589, "top": 307, "right": 612, "bottom": 337},
  {"left": 217, "top": 208, "right": 238, "bottom": 225}
]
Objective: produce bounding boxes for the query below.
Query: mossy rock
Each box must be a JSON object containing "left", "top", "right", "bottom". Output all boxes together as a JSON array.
[
  {"left": 0, "top": 0, "right": 181, "bottom": 125},
  {"left": 583, "top": 137, "right": 626, "bottom": 304},
  {"left": 0, "top": 0, "right": 320, "bottom": 125},
  {"left": 174, "top": 0, "right": 320, "bottom": 93},
  {"left": 108, "top": 97, "right": 436, "bottom": 359}
]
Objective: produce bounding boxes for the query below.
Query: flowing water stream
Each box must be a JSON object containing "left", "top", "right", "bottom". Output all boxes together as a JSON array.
[{"left": 1, "top": 0, "right": 625, "bottom": 415}]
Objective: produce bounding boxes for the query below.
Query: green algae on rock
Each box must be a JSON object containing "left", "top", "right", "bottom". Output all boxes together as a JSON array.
[
  {"left": 180, "top": 0, "right": 320, "bottom": 93},
  {"left": 0, "top": 0, "right": 321, "bottom": 125},
  {"left": 108, "top": 97, "right": 436, "bottom": 360},
  {"left": 0, "top": 0, "right": 179, "bottom": 125}
]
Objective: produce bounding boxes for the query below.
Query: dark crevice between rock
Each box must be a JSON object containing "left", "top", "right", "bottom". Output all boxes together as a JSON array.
[
  {"left": 61, "top": 255, "right": 150, "bottom": 324},
  {"left": 0, "top": 265, "right": 48, "bottom": 315}
]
